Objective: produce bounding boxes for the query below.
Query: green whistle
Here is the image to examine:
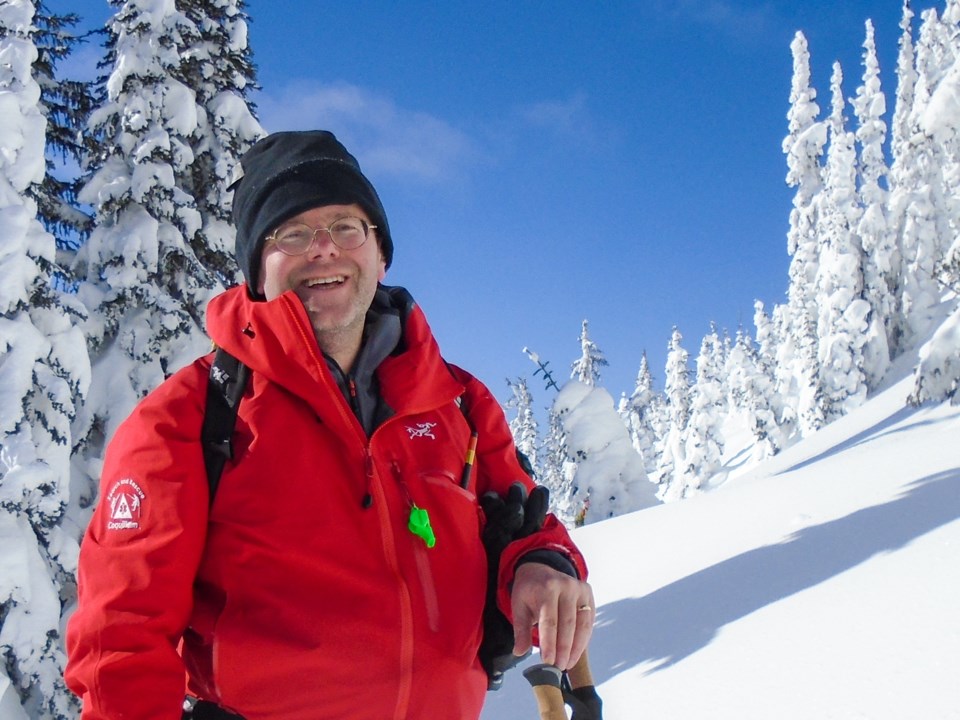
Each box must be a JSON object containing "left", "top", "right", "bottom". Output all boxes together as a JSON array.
[{"left": 408, "top": 505, "right": 436, "bottom": 548}]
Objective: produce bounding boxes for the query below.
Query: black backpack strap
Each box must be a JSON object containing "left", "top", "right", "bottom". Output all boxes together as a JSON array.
[{"left": 201, "top": 348, "right": 250, "bottom": 505}]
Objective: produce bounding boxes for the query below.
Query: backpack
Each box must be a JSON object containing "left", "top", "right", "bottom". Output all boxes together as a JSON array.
[{"left": 201, "top": 348, "right": 250, "bottom": 505}]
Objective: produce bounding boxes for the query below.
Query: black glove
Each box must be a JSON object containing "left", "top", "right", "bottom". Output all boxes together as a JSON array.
[{"left": 478, "top": 483, "right": 550, "bottom": 689}]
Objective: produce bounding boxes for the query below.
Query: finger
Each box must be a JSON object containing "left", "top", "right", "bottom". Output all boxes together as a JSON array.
[
  {"left": 551, "top": 599, "right": 582, "bottom": 670},
  {"left": 532, "top": 600, "right": 561, "bottom": 667},
  {"left": 511, "top": 603, "right": 537, "bottom": 658},
  {"left": 519, "top": 486, "right": 549, "bottom": 537},
  {"left": 566, "top": 604, "right": 595, "bottom": 670}
]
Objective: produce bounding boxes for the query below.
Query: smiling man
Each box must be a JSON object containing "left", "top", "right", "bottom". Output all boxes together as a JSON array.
[{"left": 65, "top": 131, "right": 594, "bottom": 720}]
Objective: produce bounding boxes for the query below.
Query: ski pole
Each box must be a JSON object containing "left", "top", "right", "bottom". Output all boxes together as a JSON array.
[
  {"left": 522, "top": 663, "right": 567, "bottom": 720},
  {"left": 567, "top": 649, "right": 594, "bottom": 690}
]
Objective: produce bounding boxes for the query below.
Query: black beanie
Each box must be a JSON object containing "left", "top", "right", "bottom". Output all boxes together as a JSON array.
[{"left": 230, "top": 130, "right": 393, "bottom": 298}]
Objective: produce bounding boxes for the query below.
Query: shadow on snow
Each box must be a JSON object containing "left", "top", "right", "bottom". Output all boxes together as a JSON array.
[{"left": 589, "top": 468, "right": 960, "bottom": 683}]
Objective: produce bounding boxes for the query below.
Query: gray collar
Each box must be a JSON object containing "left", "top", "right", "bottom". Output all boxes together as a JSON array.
[{"left": 324, "top": 285, "right": 405, "bottom": 436}]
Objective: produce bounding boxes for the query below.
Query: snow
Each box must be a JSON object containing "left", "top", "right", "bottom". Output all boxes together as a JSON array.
[
  {"left": 3, "top": 0, "right": 960, "bottom": 716},
  {"left": 481, "top": 369, "right": 960, "bottom": 719},
  {"left": 554, "top": 380, "right": 659, "bottom": 522}
]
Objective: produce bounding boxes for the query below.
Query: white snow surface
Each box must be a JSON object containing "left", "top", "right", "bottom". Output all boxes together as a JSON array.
[{"left": 482, "top": 369, "right": 960, "bottom": 720}]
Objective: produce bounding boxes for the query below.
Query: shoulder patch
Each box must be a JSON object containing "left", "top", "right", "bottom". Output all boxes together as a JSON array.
[{"left": 106, "top": 478, "right": 146, "bottom": 531}]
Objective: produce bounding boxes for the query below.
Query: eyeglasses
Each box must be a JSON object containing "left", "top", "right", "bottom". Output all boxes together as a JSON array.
[{"left": 265, "top": 216, "right": 377, "bottom": 256}]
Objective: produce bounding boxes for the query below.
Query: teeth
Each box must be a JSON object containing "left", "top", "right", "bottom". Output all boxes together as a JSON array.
[{"left": 305, "top": 276, "right": 346, "bottom": 287}]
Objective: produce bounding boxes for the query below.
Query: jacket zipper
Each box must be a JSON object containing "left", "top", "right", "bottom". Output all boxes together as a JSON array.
[
  {"left": 370, "top": 451, "right": 415, "bottom": 720},
  {"left": 392, "top": 461, "right": 441, "bottom": 633},
  {"left": 281, "top": 295, "right": 415, "bottom": 717}
]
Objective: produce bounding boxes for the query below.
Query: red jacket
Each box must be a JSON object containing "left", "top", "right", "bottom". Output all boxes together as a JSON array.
[{"left": 65, "top": 285, "right": 586, "bottom": 720}]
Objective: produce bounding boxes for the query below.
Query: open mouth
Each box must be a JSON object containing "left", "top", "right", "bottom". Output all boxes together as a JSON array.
[{"left": 304, "top": 275, "right": 347, "bottom": 289}]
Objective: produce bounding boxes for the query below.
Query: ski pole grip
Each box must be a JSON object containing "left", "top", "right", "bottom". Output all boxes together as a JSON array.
[{"left": 522, "top": 664, "right": 567, "bottom": 720}]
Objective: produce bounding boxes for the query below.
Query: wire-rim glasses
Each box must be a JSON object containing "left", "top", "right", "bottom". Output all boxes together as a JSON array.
[{"left": 266, "top": 216, "right": 377, "bottom": 256}]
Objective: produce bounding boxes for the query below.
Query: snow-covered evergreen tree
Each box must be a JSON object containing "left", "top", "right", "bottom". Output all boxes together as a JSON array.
[
  {"left": 71, "top": 0, "right": 261, "bottom": 487},
  {"left": 852, "top": 19, "right": 894, "bottom": 388},
  {"left": 553, "top": 380, "right": 657, "bottom": 523},
  {"left": 0, "top": 1, "right": 90, "bottom": 715},
  {"left": 655, "top": 327, "right": 691, "bottom": 500},
  {"left": 726, "top": 327, "right": 785, "bottom": 460},
  {"left": 909, "top": 302, "right": 960, "bottom": 405},
  {"left": 619, "top": 352, "right": 663, "bottom": 476},
  {"left": 505, "top": 377, "right": 539, "bottom": 476},
  {"left": 892, "top": 8, "right": 951, "bottom": 350},
  {"left": 915, "top": 3, "right": 960, "bottom": 290},
  {"left": 752, "top": 300, "right": 779, "bottom": 377},
  {"left": 752, "top": 301, "right": 791, "bottom": 446},
  {"left": 887, "top": 0, "right": 918, "bottom": 356},
  {"left": 176, "top": 0, "right": 263, "bottom": 288},
  {"left": 816, "top": 61, "right": 870, "bottom": 422},
  {"left": 570, "top": 319, "right": 608, "bottom": 387},
  {"left": 680, "top": 325, "right": 728, "bottom": 495},
  {"left": 538, "top": 407, "right": 578, "bottom": 527},
  {"left": 28, "top": 2, "right": 96, "bottom": 247},
  {"left": 782, "top": 31, "right": 828, "bottom": 436}
]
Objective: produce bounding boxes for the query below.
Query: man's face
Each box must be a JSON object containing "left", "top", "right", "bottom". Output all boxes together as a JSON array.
[{"left": 258, "top": 204, "right": 386, "bottom": 352}]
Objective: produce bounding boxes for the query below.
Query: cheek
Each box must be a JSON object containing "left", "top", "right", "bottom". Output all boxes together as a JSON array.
[{"left": 259, "top": 252, "right": 289, "bottom": 299}]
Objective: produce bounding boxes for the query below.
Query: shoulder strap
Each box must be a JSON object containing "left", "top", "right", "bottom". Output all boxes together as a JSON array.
[{"left": 202, "top": 347, "right": 250, "bottom": 505}]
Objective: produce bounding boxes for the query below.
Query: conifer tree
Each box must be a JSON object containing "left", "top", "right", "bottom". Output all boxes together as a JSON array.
[
  {"left": 177, "top": 0, "right": 263, "bottom": 288},
  {"left": 752, "top": 300, "right": 778, "bottom": 376},
  {"left": 816, "top": 61, "right": 870, "bottom": 422},
  {"left": 852, "top": 19, "right": 894, "bottom": 388},
  {"left": 28, "top": 1, "right": 96, "bottom": 247},
  {"left": 570, "top": 318, "right": 608, "bottom": 387},
  {"left": 919, "top": 2, "right": 960, "bottom": 290},
  {"left": 0, "top": 1, "right": 90, "bottom": 715},
  {"left": 753, "top": 300, "right": 792, "bottom": 445},
  {"left": 681, "top": 325, "right": 727, "bottom": 495},
  {"left": 619, "top": 352, "right": 663, "bottom": 476},
  {"left": 655, "top": 327, "right": 691, "bottom": 500},
  {"left": 538, "top": 408, "right": 578, "bottom": 527},
  {"left": 726, "top": 328, "right": 785, "bottom": 460},
  {"left": 505, "top": 377, "right": 539, "bottom": 476},
  {"left": 554, "top": 379, "right": 655, "bottom": 523},
  {"left": 909, "top": 302, "right": 960, "bottom": 405},
  {"left": 782, "top": 31, "right": 828, "bottom": 436},
  {"left": 72, "top": 0, "right": 261, "bottom": 479},
  {"left": 886, "top": 0, "right": 917, "bottom": 356},
  {"left": 892, "top": 8, "right": 950, "bottom": 350}
]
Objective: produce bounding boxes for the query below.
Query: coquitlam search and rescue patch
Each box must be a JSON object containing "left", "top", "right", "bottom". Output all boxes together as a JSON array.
[{"left": 106, "top": 478, "right": 146, "bottom": 531}]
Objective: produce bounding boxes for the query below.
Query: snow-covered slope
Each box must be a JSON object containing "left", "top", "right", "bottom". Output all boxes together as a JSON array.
[{"left": 482, "top": 371, "right": 960, "bottom": 719}]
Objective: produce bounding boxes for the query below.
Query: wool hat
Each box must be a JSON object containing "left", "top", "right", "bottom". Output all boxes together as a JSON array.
[{"left": 230, "top": 130, "right": 393, "bottom": 298}]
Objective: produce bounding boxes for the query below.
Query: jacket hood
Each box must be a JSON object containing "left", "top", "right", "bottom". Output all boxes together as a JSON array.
[{"left": 205, "top": 284, "right": 462, "bottom": 427}]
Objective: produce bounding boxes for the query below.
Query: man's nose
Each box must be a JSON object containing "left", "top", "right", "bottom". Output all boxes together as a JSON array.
[{"left": 307, "top": 229, "right": 339, "bottom": 257}]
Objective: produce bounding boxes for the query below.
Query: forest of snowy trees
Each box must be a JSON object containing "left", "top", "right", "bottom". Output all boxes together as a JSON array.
[
  {"left": 507, "top": 5, "right": 960, "bottom": 525},
  {"left": 1, "top": 0, "right": 960, "bottom": 717}
]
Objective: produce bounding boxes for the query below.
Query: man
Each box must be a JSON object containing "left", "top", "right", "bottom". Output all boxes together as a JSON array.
[{"left": 65, "top": 131, "right": 594, "bottom": 720}]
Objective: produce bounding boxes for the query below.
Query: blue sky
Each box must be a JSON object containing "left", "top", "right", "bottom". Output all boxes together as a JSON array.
[{"left": 55, "top": 0, "right": 931, "bottom": 409}]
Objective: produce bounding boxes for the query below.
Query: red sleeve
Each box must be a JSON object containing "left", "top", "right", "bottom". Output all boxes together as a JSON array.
[
  {"left": 65, "top": 360, "right": 211, "bottom": 720},
  {"left": 450, "top": 366, "right": 589, "bottom": 622}
]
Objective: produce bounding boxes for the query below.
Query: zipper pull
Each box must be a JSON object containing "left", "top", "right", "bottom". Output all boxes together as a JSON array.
[
  {"left": 362, "top": 452, "right": 374, "bottom": 508},
  {"left": 408, "top": 505, "right": 436, "bottom": 548}
]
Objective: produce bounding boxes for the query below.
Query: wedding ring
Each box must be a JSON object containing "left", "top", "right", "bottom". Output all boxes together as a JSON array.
[{"left": 577, "top": 604, "right": 592, "bottom": 612}]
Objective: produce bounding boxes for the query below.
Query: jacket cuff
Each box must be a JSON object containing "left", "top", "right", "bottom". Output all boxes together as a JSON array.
[{"left": 515, "top": 549, "right": 578, "bottom": 579}]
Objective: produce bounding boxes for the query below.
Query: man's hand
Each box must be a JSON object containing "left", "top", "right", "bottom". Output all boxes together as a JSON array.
[{"left": 510, "top": 562, "right": 594, "bottom": 670}]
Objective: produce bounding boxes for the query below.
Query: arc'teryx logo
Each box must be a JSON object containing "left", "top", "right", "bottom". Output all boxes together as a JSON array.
[
  {"left": 405, "top": 422, "right": 437, "bottom": 439},
  {"left": 106, "top": 478, "right": 146, "bottom": 531}
]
